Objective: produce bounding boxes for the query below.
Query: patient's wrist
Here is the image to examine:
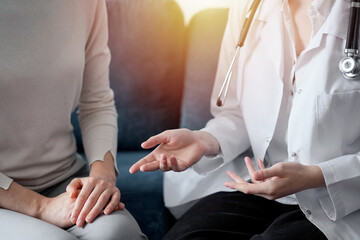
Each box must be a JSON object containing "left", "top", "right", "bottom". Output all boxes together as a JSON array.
[
  {"left": 90, "top": 152, "right": 117, "bottom": 184},
  {"left": 33, "top": 193, "right": 49, "bottom": 220}
]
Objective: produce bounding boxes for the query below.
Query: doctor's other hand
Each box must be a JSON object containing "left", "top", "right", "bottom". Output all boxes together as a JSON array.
[
  {"left": 224, "top": 161, "right": 325, "bottom": 200},
  {"left": 129, "top": 129, "right": 220, "bottom": 173}
]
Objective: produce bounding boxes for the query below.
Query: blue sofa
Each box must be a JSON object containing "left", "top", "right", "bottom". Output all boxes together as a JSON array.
[{"left": 72, "top": 1, "right": 229, "bottom": 239}]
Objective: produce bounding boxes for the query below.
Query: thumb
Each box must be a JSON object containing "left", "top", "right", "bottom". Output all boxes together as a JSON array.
[
  {"left": 253, "top": 167, "right": 280, "bottom": 181},
  {"left": 141, "top": 131, "right": 170, "bottom": 149},
  {"left": 66, "top": 178, "right": 83, "bottom": 198}
]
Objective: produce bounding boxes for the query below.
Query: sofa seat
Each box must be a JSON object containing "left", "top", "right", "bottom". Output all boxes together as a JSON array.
[{"left": 116, "top": 151, "right": 171, "bottom": 240}]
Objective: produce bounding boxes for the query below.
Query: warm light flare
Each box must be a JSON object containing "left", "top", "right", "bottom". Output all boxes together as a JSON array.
[{"left": 175, "top": 0, "right": 231, "bottom": 23}]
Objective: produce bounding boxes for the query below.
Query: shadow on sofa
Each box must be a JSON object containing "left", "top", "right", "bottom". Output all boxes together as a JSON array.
[{"left": 72, "top": 1, "right": 229, "bottom": 239}]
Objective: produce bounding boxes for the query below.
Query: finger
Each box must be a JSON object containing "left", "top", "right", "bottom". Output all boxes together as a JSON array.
[
  {"left": 244, "top": 157, "right": 256, "bottom": 177},
  {"left": 66, "top": 178, "right": 83, "bottom": 198},
  {"left": 257, "top": 158, "right": 266, "bottom": 170},
  {"left": 224, "top": 181, "right": 242, "bottom": 189},
  {"left": 226, "top": 170, "right": 247, "bottom": 184},
  {"left": 159, "top": 154, "right": 170, "bottom": 171},
  {"left": 141, "top": 132, "right": 170, "bottom": 149},
  {"left": 171, "top": 156, "right": 191, "bottom": 172},
  {"left": 224, "top": 181, "right": 253, "bottom": 193},
  {"left": 79, "top": 186, "right": 107, "bottom": 225},
  {"left": 86, "top": 189, "right": 119, "bottom": 223},
  {"left": 170, "top": 156, "right": 183, "bottom": 172},
  {"left": 140, "top": 161, "right": 161, "bottom": 172},
  {"left": 254, "top": 166, "right": 280, "bottom": 181},
  {"left": 103, "top": 191, "right": 121, "bottom": 215},
  {"left": 129, "top": 155, "right": 157, "bottom": 174},
  {"left": 118, "top": 202, "right": 125, "bottom": 210},
  {"left": 114, "top": 202, "right": 125, "bottom": 211},
  {"left": 113, "top": 202, "right": 125, "bottom": 211},
  {"left": 224, "top": 181, "right": 271, "bottom": 196},
  {"left": 71, "top": 182, "right": 94, "bottom": 225}
]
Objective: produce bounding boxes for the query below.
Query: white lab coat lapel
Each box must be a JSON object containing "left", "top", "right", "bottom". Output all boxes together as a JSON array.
[
  {"left": 302, "top": 0, "right": 347, "bottom": 57},
  {"left": 239, "top": 0, "right": 284, "bottom": 161},
  {"left": 321, "top": 0, "right": 348, "bottom": 41}
]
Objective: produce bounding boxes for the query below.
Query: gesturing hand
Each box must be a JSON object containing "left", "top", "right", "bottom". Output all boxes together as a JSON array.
[
  {"left": 243, "top": 157, "right": 268, "bottom": 184},
  {"left": 66, "top": 177, "right": 124, "bottom": 228},
  {"left": 224, "top": 158, "right": 325, "bottom": 200},
  {"left": 129, "top": 129, "right": 220, "bottom": 173}
]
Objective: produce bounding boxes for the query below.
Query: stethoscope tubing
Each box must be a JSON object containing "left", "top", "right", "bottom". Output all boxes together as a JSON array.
[
  {"left": 216, "top": 0, "right": 262, "bottom": 107},
  {"left": 340, "top": 0, "right": 360, "bottom": 79},
  {"left": 218, "top": 0, "right": 360, "bottom": 107},
  {"left": 216, "top": 46, "right": 240, "bottom": 107},
  {"left": 346, "top": 1, "right": 360, "bottom": 53}
]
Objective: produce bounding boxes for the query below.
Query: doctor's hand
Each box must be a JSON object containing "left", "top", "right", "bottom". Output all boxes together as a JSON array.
[
  {"left": 129, "top": 129, "right": 220, "bottom": 173},
  {"left": 224, "top": 160, "right": 325, "bottom": 200},
  {"left": 243, "top": 157, "right": 268, "bottom": 184},
  {"left": 66, "top": 152, "right": 124, "bottom": 228}
]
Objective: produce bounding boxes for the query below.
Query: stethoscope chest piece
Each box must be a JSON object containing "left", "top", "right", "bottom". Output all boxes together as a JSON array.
[
  {"left": 339, "top": 55, "right": 360, "bottom": 80},
  {"left": 339, "top": 0, "right": 360, "bottom": 80}
]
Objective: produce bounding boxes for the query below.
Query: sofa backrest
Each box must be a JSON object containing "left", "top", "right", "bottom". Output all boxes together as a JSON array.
[
  {"left": 72, "top": 3, "right": 230, "bottom": 152},
  {"left": 72, "top": 0, "right": 186, "bottom": 151},
  {"left": 180, "top": 8, "right": 229, "bottom": 130},
  {"left": 107, "top": 0, "right": 186, "bottom": 150}
]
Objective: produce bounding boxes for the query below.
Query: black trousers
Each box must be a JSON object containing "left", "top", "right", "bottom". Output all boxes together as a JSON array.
[{"left": 164, "top": 191, "right": 327, "bottom": 240}]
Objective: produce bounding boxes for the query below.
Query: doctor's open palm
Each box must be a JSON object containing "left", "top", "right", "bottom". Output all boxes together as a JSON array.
[{"left": 129, "top": 129, "right": 221, "bottom": 173}]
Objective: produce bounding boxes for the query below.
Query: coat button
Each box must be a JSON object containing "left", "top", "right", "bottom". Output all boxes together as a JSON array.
[
  {"left": 297, "top": 89, "right": 302, "bottom": 94},
  {"left": 291, "top": 152, "right": 297, "bottom": 158},
  {"left": 306, "top": 209, "right": 312, "bottom": 215}
]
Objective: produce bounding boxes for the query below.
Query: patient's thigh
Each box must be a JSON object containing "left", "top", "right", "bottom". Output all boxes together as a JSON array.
[
  {"left": 67, "top": 209, "right": 147, "bottom": 240},
  {"left": 0, "top": 209, "right": 78, "bottom": 240}
]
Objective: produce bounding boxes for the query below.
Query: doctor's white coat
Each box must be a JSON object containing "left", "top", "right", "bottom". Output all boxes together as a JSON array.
[{"left": 164, "top": 0, "right": 360, "bottom": 238}]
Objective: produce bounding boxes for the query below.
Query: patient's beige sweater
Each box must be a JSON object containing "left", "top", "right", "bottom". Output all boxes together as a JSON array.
[{"left": 0, "top": 0, "right": 118, "bottom": 191}]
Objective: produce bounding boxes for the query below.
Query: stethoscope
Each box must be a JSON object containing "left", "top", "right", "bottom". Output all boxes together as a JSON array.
[
  {"left": 339, "top": 0, "right": 360, "bottom": 79},
  {"left": 217, "top": 0, "right": 360, "bottom": 107}
]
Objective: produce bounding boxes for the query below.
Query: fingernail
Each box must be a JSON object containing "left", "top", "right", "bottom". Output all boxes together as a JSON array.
[
  {"left": 71, "top": 217, "right": 77, "bottom": 224},
  {"left": 85, "top": 216, "right": 92, "bottom": 223},
  {"left": 76, "top": 219, "right": 83, "bottom": 227}
]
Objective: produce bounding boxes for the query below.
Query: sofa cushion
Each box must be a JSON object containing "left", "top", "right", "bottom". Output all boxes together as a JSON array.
[
  {"left": 180, "top": 9, "right": 229, "bottom": 130},
  {"left": 116, "top": 151, "right": 172, "bottom": 240},
  {"left": 107, "top": 0, "right": 186, "bottom": 150}
]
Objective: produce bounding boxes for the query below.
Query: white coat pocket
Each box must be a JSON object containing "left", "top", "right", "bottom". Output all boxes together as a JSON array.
[{"left": 316, "top": 91, "right": 360, "bottom": 155}]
